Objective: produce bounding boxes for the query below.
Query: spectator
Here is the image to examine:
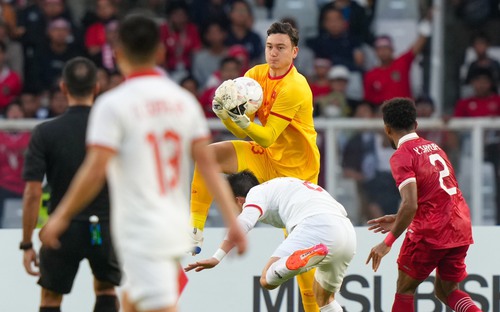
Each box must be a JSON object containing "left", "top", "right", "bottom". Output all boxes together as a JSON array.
[
  {"left": 308, "top": 58, "right": 332, "bottom": 104},
  {"left": 160, "top": 0, "right": 201, "bottom": 80},
  {"left": 192, "top": 20, "right": 228, "bottom": 88},
  {"left": 17, "top": 0, "right": 72, "bottom": 48},
  {"left": 307, "top": 7, "right": 364, "bottom": 71},
  {"left": 84, "top": 0, "right": 118, "bottom": 57},
  {"left": 455, "top": 68, "right": 500, "bottom": 117},
  {"left": 190, "top": 0, "right": 230, "bottom": 30},
  {"left": 47, "top": 86, "right": 68, "bottom": 117},
  {"left": 225, "top": 0, "right": 263, "bottom": 64},
  {"left": 180, "top": 75, "right": 200, "bottom": 100},
  {"left": 342, "top": 102, "right": 400, "bottom": 222},
  {"left": 363, "top": 18, "right": 431, "bottom": 106},
  {"left": 319, "top": 0, "right": 373, "bottom": 44},
  {"left": 20, "top": 91, "right": 49, "bottom": 119},
  {"left": 0, "top": 102, "right": 31, "bottom": 227},
  {"left": 95, "top": 68, "right": 110, "bottom": 96},
  {"left": 35, "top": 18, "right": 82, "bottom": 92},
  {"left": 204, "top": 45, "right": 248, "bottom": 90},
  {"left": 453, "top": 68, "right": 500, "bottom": 225},
  {"left": 89, "top": 20, "right": 119, "bottom": 71},
  {"left": 465, "top": 32, "right": 500, "bottom": 85},
  {"left": 199, "top": 56, "right": 242, "bottom": 118},
  {"left": 0, "top": 21, "right": 24, "bottom": 80},
  {"left": 315, "top": 65, "right": 354, "bottom": 117},
  {"left": 0, "top": 41, "right": 22, "bottom": 112}
]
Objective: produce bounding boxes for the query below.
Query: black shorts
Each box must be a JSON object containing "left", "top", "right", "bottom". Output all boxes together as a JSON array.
[{"left": 38, "top": 220, "right": 122, "bottom": 294}]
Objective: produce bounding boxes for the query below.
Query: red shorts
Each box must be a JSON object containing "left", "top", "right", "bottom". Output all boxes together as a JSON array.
[{"left": 397, "top": 236, "right": 469, "bottom": 282}]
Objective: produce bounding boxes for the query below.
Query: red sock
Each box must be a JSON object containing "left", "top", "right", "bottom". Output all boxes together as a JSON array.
[
  {"left": 392, "top": 293, "right": 414, "bottom": 312},
  {"left": 447, "top": 290, "right": 482, "bottom": 312}
]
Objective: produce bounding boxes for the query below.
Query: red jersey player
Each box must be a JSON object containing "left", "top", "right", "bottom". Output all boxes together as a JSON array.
[{"left": 366, "top": 98, "right": 482, "bottom": 312}]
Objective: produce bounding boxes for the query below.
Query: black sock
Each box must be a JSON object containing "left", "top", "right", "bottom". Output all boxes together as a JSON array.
[
  {"left": 40, "top": 308, "right": 61, "bottom": 312},
  {"left": 94, "top": 295, "right": 119, "bottom": 312}
]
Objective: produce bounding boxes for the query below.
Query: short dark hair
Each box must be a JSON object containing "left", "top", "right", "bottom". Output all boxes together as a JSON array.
[
  {"left": 267, "top": 22, "right": 299, "bottom": 47},
  {"left": 118, "top": 14, "right": 160, "bottom": 64},
  {"left": 62, "top": 57, "right": 97, "bottom": 98},
  {"left": 381, "top": 98, "right": 417, "bottom": 131},
  {"left": 227, "top": 170, "right": 260, "bottom": 197},
  {"left": 220, "top": 56, "right": 241, "bottom": 68}
]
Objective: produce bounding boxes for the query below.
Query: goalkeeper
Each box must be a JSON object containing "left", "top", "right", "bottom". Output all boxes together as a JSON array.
[{"left": 190, "top": 21, "right": 321, "bottom": 311}]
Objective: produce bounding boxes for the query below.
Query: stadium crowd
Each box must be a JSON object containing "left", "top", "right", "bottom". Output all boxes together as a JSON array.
[{"left": 1, "top": 0, "right": 500, "bottom": 227}]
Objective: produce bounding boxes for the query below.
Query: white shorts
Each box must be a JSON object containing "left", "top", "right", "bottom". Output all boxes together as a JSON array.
[
  {"left": 120, "top": 251, "right": 181, "bottom": 311},
  {"left": 272, "top": 214, "right": 357, "bottom": 293}
]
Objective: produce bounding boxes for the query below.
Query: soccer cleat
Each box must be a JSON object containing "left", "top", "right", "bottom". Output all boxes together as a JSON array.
[{"left": 286, "top": 243, "right": 328, "bottom": 271}]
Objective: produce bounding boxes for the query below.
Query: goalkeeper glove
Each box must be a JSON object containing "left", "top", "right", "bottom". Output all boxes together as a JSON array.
[
  {"left": 226, "top": 103, "right": 250, "bottom": 129},
  {"left": 190, "top": 227, "right": 204, "bottom": 255},
  {"left": 212, "top": 99, "right": 228, "bottom": 120}
]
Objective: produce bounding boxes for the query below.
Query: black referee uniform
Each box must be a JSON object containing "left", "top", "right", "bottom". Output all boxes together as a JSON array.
[{"left": 23, "top": 105, "right": 121, "bottom": 294}]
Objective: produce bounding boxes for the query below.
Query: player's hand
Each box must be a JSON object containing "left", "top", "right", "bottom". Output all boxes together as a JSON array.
[
  {"left": 226, "top": 109, "right": 250, "bottom": 129},
  {"left": 184, "top": 257, "right": 220, "bottom": 272},
  {"left": 190, "top": 227, "right": 204, "bottom": 256},
  {"left": 39, "top": 213, "right": 70, "bottom": 249},
  {"left": 212, "top": 99, "right": 229, "bottom": 120},
  {"left": 366, "top": 241, "right": 391, "bottom": 272},
  {"left": 367, "top": 214, "right": 396, "bottom": 234},
  {"left": 22, "top": 248, "right": 39, "bottom": 276},
  {"left": 227, "top": 223, "right": 247, "bottom": 255}
]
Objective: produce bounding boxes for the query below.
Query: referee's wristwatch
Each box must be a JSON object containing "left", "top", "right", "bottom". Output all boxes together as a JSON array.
[{"left": 19, "top": 241, "right": 33, "bottom": 250}]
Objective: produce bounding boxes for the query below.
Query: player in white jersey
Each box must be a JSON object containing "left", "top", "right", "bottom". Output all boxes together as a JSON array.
[
  {"left": 40, "top": 15, "right": 247, "bottom": 312},
  {"left": 185, "top": 170, "right": 356, "bottom": 312}
]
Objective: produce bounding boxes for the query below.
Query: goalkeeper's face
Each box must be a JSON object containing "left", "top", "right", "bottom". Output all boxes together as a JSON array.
[{"left": 265, "top": 34, "right": 298, "bottom": 71}]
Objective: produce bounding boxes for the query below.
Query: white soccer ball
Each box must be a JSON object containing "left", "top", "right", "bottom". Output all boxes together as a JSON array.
[{"left": 233, "top": 77, "right": 263, "bottom": 115}]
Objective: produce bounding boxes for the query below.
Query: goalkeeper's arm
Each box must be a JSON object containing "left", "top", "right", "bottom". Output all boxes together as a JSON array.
[{"left": 238, "top": 114, "right": 289, "bottom": 148}]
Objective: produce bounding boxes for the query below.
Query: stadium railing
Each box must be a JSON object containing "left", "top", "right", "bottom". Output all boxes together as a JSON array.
[{"left": 1, "top": 117, "right": 499, "bottom": 225}]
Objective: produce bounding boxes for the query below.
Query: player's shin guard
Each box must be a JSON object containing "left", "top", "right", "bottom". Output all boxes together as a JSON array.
[
  {"left": 319, "top": 300, "right": 343, "bottom": 312},
  {"left": 297, "top": 269, "right": 320, "bottom": 312},
  {"left": 39, "top": 308, "right": 61, "bottom": 312},
  {"left": 392, "top": 293, "right": 414, "bottom": 312},
  {"left": 94, "top": 295, "right": 119, "bottom": 312},
  {"left": 447, "top": 290, "right": 482, "bottom": 312},
  {"left": 190, "top": 165, "right": 214, "bottom": 230}
]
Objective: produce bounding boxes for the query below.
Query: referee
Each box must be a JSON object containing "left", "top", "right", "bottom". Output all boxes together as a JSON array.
[{"left": 21, "top": 57, "right": 121, "bottom": 312}]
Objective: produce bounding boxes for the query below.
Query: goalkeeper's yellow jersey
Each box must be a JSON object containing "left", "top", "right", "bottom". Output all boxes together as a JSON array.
[{"left": 245, "top": 64, "right": 320, "bottom": 181}]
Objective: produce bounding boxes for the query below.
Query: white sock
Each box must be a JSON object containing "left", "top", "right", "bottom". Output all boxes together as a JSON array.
[
  {"left": 320, "top": 300, "right": 343, "bottom": 312},
  {"left": 265, "top": 256, "right": 296, "bottom": 286}
]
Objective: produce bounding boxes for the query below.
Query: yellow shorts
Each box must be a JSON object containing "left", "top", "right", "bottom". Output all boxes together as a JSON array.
[{"left": 231, "top": 140, "right": 318, "bottom": 184}]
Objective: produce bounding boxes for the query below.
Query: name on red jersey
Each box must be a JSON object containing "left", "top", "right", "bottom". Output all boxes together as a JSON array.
[{"left": 412, "top": 143, "right": 440, "bottom": 155}]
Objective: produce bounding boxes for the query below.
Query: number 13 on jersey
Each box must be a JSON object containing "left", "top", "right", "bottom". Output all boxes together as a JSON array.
[{"left": 147, "top": 130, "right": 181, "bottom": 195}]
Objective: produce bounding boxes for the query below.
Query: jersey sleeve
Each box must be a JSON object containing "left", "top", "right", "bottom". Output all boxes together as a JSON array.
[
  {"left": 390, "top": 150, "right": 416, "bottom": 191},
  {"left": 22, "top": 125, "right": 46, "bottom": 182},
  {"left": 86, "top": 96, "right": 122, "bottom": 151}
]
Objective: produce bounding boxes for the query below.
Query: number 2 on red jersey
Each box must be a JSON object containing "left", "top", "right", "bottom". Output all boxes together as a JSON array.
[
  {"left": 429, "top": 153, "right": 457, "bottom": 196},
  {"left": 146, "top": 130, "right": 181, "bottom": 195}
]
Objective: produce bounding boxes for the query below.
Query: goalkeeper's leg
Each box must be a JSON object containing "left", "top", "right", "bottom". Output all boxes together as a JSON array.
[
  {"left": 190, "top": 164, "right": 213, "bottom": 231},
  {"left": 298, "top": 267, "right": 320, "bottom": 311}
]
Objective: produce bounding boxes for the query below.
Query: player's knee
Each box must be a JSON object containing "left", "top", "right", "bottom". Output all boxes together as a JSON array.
[
  {"left": 260, "top": 275, "right": 279, "bottom": 290},
  {"left": 41, "top": 288, "right": 63, "bottom": 306}
]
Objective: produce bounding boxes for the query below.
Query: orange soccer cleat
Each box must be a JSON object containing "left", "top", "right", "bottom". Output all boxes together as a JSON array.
[{"left": 286, "top": 243, "right": 328, "bottom": 271}]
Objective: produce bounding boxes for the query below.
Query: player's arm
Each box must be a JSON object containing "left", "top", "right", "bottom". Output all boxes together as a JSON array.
[
  {"left": 191, "top": 137, "right": 247, "bottom": 254},
  {"left": 185, "top": 207, "right": 260, "bottom": 272},
  {"left": 21, "top": 181, "right": 42, "bottom": 276},
  {"left": 366, "top": 182, "right": 417, "bottom": 272},
  {"left": 39, "top": 146, "right": 114, "bottom": 248}
]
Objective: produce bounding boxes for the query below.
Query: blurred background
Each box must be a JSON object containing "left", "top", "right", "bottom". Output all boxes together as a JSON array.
[{"left": 0, "top": 0, "right": 499, "bottom": 229}]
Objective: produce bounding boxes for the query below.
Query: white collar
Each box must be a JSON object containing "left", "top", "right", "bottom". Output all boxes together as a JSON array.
[{"left": 397, "top": 132, "right": 419, "bottom": 149}]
